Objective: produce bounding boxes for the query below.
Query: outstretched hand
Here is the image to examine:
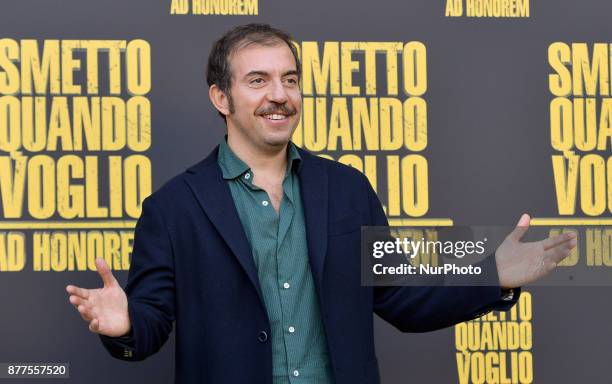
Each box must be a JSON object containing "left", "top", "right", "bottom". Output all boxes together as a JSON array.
[
  {"left": 66, "top": 258, "right": 131, "bottom": 337},
  {"left": 495, "top": 213, "right": 577, "bottom": 289}
]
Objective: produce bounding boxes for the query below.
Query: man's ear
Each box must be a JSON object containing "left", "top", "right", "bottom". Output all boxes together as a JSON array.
[{"left": 208, "top": 84, "right": 231, "bottom": 116}]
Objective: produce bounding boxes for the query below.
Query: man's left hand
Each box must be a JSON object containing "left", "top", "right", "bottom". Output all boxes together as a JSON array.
[{"left": 495, "top": 213, "right": 577, "bottom": 289}]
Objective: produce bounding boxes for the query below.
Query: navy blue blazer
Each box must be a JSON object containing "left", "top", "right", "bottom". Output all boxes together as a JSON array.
[{"left": 101, "top": 145, "right": 517, "bottom": 384}]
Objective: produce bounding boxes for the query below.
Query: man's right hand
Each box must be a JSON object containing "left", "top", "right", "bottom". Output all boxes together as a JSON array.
[{"left": 66, "top": 258, "right": 131, "bottom": 337}]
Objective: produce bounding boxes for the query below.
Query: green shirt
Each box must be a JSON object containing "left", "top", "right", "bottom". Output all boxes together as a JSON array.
[{"left": 217, "top": 138, "right": 334, "bottom": 384}]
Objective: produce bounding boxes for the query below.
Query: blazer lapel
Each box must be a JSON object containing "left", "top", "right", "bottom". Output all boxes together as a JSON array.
[
  {"left": 297, "top": 148, "right": 328, "bottom": 296},
  {"left": 183, "top": 146, "right": 264, "bottom": 302}
]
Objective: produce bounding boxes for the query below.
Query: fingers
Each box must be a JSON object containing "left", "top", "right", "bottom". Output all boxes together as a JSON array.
[
  {"left": 95, "top": 258, "right": 117, "bottom": 288},
  {"left": 77, "top": 304, "right": 94, "bottom": 322},
  {"left": 541, "top": 231, "right": 576, "bottom": 251},
  {"left": 89, "top": 318, "right": 100, "bottom": 333},
  {"left": 66, "top": 285, "right": 90, "bottom": 299},
  {"left": 69, "top": 296, "right": 94, "bottom": 322},
  {"left": 510, "top": 213, "right": 531, "bottom": 242},
  {"left": 68, "top": 295, "right": 102, "bottom": 333},
  {"left": 67, "top": 287, "right": 92, "bottom": 321},
  {"left": 66, "top": 285, "right": 105, "bottom": 334},
  {"left": 69, "top": 295, "right": 87, "bottom": 308},
  {"left": 544, "top": 236, "right": 577, "bottom": 264},
  {"left": 70, "top": 296, "right": 90, "bottom": 322}
]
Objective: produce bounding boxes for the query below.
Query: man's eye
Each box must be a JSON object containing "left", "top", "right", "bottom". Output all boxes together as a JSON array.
[
  {"left": 285, "top": 78, "right": 298, "bottom": 85},
  {"left": 251, "top": 78, "right": 264, "bottom": 84}
]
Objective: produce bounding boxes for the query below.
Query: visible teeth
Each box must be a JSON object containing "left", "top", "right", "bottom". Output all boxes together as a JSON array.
[{"left": 265, "top": 114, "right": 286, "bottom": 120}]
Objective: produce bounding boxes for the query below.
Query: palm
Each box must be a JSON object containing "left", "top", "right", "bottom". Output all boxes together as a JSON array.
[
  {"left": 66, "top": 258, "right": 131, "bottom": 337},
  {"left": 497, "top": 241, "right": 547, "bottom": 287},
  {"left": 495, "top": 214, "right": 576, "bottom": 288},
  {"left": 86, "top": 285, "right": 129, "bottom": 336}
]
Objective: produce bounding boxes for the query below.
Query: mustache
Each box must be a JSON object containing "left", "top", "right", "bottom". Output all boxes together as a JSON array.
[{"left": 256, "top": 103, "right": 297, "bottom": 116}]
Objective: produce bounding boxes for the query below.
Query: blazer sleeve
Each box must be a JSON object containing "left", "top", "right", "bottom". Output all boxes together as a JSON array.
[
  {"left": 99, "top": 195, "right": 175, "bottom": 361},
  {"left": 365, "top": 178, "right": 520, "bottom": 333}
]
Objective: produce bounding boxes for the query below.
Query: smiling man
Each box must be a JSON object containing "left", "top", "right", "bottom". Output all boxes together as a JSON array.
[{"left": 65, "top": 24, "right": 576, "bottom": 384}]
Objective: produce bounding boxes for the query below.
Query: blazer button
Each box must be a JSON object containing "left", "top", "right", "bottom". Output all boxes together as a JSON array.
[{"left": 258, "top": 331, "right": 268, "bottom": 342}]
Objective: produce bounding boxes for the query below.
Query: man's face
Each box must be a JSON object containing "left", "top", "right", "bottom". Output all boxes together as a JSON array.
[{"left": 225, "top": 42, "right": 301, "bottom": 150}]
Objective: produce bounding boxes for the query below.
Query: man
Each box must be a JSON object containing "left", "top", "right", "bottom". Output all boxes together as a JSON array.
[{"left": 66, "top": 24, "right": 576, "bottom": 383}]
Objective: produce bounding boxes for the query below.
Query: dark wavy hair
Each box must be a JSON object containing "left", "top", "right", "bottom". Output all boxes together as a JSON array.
[{"left": 206, "top": 23, "right": 301, "bottom": 119}]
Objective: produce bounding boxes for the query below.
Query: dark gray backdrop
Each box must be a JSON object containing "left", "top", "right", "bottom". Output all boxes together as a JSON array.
[{"left": 0, "top": 1, "right": 610, "bottom": 383}]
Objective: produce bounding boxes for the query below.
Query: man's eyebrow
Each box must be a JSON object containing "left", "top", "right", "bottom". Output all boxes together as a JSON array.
[
  {"left": 244, "top": 70, "right": 269, "bottom": 78},
  {"left": 243, "top": 70, "right": 299, "bottom": 78}
]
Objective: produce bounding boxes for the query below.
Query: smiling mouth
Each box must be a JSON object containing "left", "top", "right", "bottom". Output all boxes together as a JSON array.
[{"left": 263, "top": 113, "right": 289, "bottom": 121}]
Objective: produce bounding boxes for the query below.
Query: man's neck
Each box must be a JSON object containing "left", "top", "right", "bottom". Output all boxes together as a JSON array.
[{"left": 226, "top": 132, "right": 288, "bottom": 181}]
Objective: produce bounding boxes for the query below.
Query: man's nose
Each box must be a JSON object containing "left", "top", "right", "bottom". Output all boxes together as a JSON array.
[{"left": 266, "top": 79, "right": 289, "bottom": 104}]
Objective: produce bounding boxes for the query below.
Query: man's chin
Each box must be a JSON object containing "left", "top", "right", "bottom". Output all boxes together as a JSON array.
[
  {"left": 262, "top": 135, "right": 292, "bottom": 149},
  {"left": 257, "top": 127, "right": 296, "bottom": 147},
  {"left": 261, "top": 125, "right": 298, "bottom": 146}
]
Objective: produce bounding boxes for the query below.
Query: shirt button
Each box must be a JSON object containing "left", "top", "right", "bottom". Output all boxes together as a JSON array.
[
  {"left": 244, "top": 173, "right": 250, "bottom": 180},
  {"left": 257, "top": 331, "right": 268, "bottom": 342},
  {"left": 283, "top": 282, "right": 290, "bottom": 289},
  {"left": 262, "top": 200, "right": 269, "bottom": 206},
  {"left": 293, "top": 370, "right": 299, "bottom": 377},
  {"left": 288, "top": 326, "right": 295, "bottom": 333}
]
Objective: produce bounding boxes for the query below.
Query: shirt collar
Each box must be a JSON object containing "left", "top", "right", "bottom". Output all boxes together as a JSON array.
[{"left": 217, "top": 136, "right": 302, "bottom": 180}]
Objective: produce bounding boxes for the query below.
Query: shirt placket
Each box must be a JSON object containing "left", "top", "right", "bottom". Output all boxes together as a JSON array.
[
  {"left": 276, "top": 180, "right": 301, "bottom": 382},
  {"left": 249, "top": 172, "right": 303, "bottom": 383}
]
